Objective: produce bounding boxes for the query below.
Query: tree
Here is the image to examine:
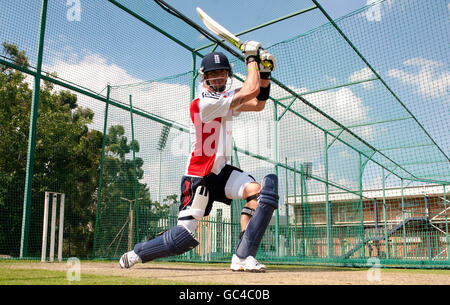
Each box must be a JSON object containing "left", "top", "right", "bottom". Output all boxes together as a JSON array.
[
  {"left": 0, "top": 43, "right": 173, "bottom": 259},
  {"left": 0, "top": 42, "right": 103, "bottom": 257},
  {"left": 94, "top": 125, "right": 171, "bottom": 257}
]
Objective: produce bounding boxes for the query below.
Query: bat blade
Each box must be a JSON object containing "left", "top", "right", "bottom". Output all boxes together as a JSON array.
[
  {"left": 196, "top": 7, "right": 243, "bottom": 51},
  {"left": 196, "top": 7, "right": 273, "bottom": 70}
]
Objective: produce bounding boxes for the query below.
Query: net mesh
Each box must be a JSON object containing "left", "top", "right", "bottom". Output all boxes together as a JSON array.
[{"left": 0, "top": 0, "right": 448, "bottom": 267}]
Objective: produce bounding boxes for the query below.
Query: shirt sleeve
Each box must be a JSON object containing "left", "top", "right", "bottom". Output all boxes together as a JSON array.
[
  {"left": 198, "top": 90, "right": 236, "bottom": 122},
  {"left": 231, "top": 104, "right": 242, "bottom": 117}
]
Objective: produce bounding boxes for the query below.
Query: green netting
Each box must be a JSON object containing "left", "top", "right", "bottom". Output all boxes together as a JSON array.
[{"left": 0, "top": 0, "right": 448, "bottom": 268}]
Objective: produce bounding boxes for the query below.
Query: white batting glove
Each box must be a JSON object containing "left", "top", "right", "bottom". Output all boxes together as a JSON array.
[
  {"left": 259, "top": 49, "right": 276, "bottom": 72},
  {"left": 242, "top": 40, "right": 261, "bottom": 64}
]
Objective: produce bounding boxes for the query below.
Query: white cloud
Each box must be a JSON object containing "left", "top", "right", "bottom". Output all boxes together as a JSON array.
[
  {"left": 308, "top": 87, "right": 371, "bottom": 128},
  {"left": 266, "top": 76, "right": 371, "bottom": 131},
  {"left": 349, "top": 67, "right": 375, "bottom": 89},
  {"left": 43, "top": 52, "right": 193, "bottom": 196},
  {"left": 364, "top": 0, "right": 395, "bottom": 22},
  {"left": 44, "top": 53, "right": 143, "bottom": 93},
  {"left": 312, "top": 163, "right": 359, "bottom": 191},
  {"left": 43, "top": 53, "right": 145, "bottom": 130},
  {"left": 44, "top": 52, "right": 194, "bottom": 129},
  {"left": 387, "top": 57, "right": 450, "bottom": 99},
  {"left": 112, "top": 80, "right": 192, "bottom": 125},
  {"left": 365, "top": 0, "right": 383, "bottom": 22}
]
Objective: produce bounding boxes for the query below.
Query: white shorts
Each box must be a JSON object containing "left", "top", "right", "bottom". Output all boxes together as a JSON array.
[
  {"left": 178, "top": 165, "right": 256, "bottom": 233},
  {"left": 178, "top": 166, "right": 256, "bottom": 233},
  {"left": 224, "top": 169, "right": 256, "bottom": 199}
]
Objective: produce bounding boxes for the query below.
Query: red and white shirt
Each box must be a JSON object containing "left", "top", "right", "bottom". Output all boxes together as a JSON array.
[{"left": 185, "top": 84, "right": 241, "bottom": 176}]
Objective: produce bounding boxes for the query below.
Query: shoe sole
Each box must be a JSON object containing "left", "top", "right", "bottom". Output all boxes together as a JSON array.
[
  {"left": 230, "top": 267, "right": 266, "bottom": 273},
  {"left": 230, "top": 264, "right": 244, "bottom": 272},
  {"left": 245, "top": 268, "right": 266, "bottom": 273}
]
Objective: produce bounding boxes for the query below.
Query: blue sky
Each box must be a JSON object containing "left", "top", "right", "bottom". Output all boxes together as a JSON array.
[{"left": 1, "top": 0, "right": 370, "bottom": 80}]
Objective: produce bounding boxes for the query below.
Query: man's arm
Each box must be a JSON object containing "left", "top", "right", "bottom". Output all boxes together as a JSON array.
[
  {"left": 235, "top": 78, "right": 270, "bottom": 112},
  {"left": 233, "top": 48, "right": 276, "bottom": 112},
  {"left": 229, "top": 61, "right": 260, "bottom": 110},
  {"left": 229, "top": 41, "right": 262, "bottom": 110}
]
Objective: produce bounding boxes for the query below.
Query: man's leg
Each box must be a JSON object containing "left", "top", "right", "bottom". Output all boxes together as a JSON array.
[
  {"left": 119, "top": 225, "right": 199, "bottom": 268},
  {"left": 120, "top": 176, "right": 206, "bottom": 269},
  {"left": 240, "top": 182, "right": 261, "bottom": 233},
  {"left": 231, "top": 174, "right": 279, "bottom": 272}
]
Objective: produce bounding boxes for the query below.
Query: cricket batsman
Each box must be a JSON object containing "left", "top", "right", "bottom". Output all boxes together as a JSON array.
[{"left": 120, "top": 41, "right": 278, "bottom": 272}]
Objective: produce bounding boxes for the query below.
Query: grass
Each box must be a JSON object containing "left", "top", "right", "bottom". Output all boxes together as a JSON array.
[
  {"left": 1, "top": 259, "right": 449, "bottom": 285},
  {"left": 0, "top": 260, "right": 202, "bottom": 285},
  {"left": 0, "top": 267, "right": 197, "bottom": 285},
  {"left": 0, "top": 268, "right": 192, "bottom": 285}
]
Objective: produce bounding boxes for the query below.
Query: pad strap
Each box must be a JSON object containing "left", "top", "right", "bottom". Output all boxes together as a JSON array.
[
  {"left": 245, "top": 193, "right": 259, "bottom": 202},
  {"left": 241, "top": 207, "right": 255, "bottom": 217}
]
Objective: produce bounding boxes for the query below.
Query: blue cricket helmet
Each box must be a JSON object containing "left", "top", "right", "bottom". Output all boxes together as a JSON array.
[{"left": 200, "top": 52, "right": 232, "bottom": 77}]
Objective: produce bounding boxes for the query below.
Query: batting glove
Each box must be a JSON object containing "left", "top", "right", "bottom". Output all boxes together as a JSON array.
[
  {"left": 259, "top": 49, "right": 276, "bottom": 73},
  {"left": 242, "top": 40, "right": 262, "bottom": 64}
]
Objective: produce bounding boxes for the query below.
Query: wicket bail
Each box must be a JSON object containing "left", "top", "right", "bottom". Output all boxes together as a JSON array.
[{"left": 41, "top": 192, "right": 65, "bottom": 262}]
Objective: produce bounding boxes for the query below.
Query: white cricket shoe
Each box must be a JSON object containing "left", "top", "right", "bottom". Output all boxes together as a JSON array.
[
  {"left": 230, "top": 254, "right": 266, "bottom": 272},
  {"left": 119, "top": 250, "right": 141, "bottom": 269}
]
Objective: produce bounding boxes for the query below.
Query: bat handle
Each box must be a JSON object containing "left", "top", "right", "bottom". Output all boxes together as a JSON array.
[
  {"left": 262, "top": 61, "right": 273, "bottom": 70},
  {"left": 239, "top": 44, "right": 273, "bottom": 70}
]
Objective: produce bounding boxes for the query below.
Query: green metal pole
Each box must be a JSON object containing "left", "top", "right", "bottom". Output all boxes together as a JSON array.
[
  {"left": 273, "top": 102, "right": 279, "bottom": 256},
  {"left": 92, "top": 85, "right": 111, "bottom": 258},
  {"left": 20, "top": 0, "right": 48, "bottom": 258},
  {"left": 382, "top": 168, "right": 389, "bottom": 259},
  {"left": 285, "top": 157, "right": 290, "bottom": 256},
  {"left": 401, "top": 179, "right": 407, "bottom": 259},
  {"left": 444, "top": 185, "right": 449, "bottom": 261},
  {"left": 358, "top": 153, "right": 365, "bottom": 259},
  {"left": 158, "top": 151, "right": 162, "bottom": 204},
  {"left": 373, "top": 198, "right": 380, "bottom": 256},
  {"left": 424, "top": 195, "right": 432, "bottom": 261},
  {"left": 129, "top": 95, "right": 140, "bottom": 243},
  {"left": 324, "top": 132, "right": 333, "bottom": 258},
  {"left": 303, "top": 169, "right": 311, "bottom": 257},
  {"left": 293, "top": 161, "right": 298, "bottom": 256},
  {"left": 300, "top": 164, "right": 306, "bottom": 257},
  {"left": 191, "top": 52, "right": 198, "bottom": 101}
]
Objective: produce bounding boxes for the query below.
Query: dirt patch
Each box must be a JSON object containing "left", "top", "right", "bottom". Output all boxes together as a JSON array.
[{"left": 3, "top": 261, "right": 450, "bottom": 285}]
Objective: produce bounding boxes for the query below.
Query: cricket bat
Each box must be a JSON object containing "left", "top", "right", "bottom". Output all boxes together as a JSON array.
[{"left": 196, "top": 7, "right": 273, "bottom": 70}]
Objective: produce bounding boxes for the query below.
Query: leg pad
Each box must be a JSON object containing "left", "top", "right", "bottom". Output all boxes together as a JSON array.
[
  {"left": 235, "top": 174, "right": 279, "bottom": 258},
  {"left": 134, "top": 225, "right": 199, "bottom": 263}
]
